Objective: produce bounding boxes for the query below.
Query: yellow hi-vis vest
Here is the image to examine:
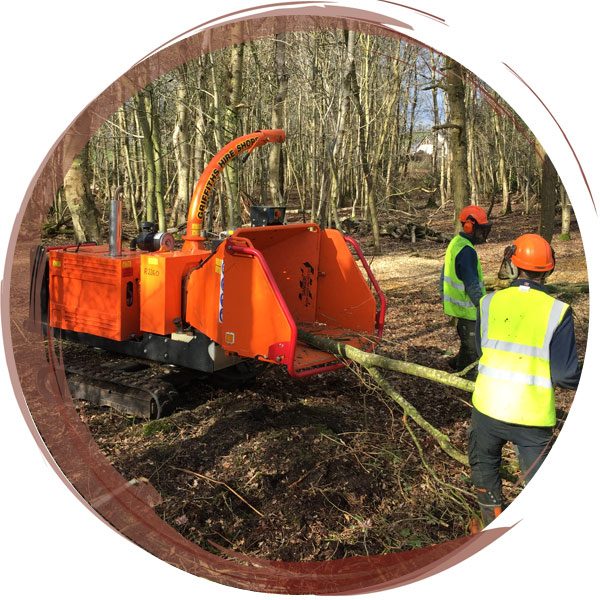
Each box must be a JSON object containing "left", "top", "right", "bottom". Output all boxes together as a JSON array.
[
  {"left": 443, "top": 235, "right": 485, "bottom": 320},
  {"left": 472, "top": 285, "right": 569, "bottom": 427}
]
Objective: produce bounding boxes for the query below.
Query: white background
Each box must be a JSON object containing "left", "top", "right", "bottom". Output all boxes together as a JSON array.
[{"left": 1, "top": 1, "right": 598, "bottom": 598}]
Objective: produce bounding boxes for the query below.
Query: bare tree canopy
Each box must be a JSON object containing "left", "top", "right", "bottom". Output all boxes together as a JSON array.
[{"left": 46, "top": 28, "right": 570, "bottom": 247}]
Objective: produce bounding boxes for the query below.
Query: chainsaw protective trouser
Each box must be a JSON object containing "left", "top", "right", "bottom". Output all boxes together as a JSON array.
[
  {"left": 467, "top": 406, "right": 554, "bottom": 525},
  {"left": 452, "top": 317, "right": 478, "bottom": 372}
]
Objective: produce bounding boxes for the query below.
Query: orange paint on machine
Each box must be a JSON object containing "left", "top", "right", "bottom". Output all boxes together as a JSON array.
[
  {"left": 140, "top": 251, "right": 208, "bottom": 336},
  {"left": 47, "top": 245, "right": 142, "bottom": 341},
  {"left": 32, "top": 130, "right": 386, "bottom": 418}
]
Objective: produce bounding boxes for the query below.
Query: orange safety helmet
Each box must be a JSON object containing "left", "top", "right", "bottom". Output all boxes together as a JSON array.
[
  {"left": 459, "top": 205, "right": 490, "bottom": 236},
  {"left": 509, "top": 233, "right": 555, "bottom": 272}
]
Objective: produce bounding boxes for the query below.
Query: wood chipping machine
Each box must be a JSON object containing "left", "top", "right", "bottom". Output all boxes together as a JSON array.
[{"left": 28, "top": 130, "right": 386, "bottom": 418}]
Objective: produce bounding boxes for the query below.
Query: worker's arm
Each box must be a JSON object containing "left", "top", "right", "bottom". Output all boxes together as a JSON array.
[
  {"left": 439, "top": 265, "right": 445, "bottom": 304},
  {"left": 474, "top": 308, "right": 482, "bottom": 358},
  {"left": 549, "top": 307, "right": 581, "bottom": 389},
  {"left": 455, "top": 245, "right": 484, "bottom": 307}
]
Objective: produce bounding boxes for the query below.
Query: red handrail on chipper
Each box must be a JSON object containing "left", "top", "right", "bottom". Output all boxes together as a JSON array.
[{"left": 212, "top": 230, "right": 385, "bottom": 378}]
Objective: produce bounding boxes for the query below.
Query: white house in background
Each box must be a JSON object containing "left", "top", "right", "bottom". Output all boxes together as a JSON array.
[{"left": 413, "top": 132, "right": 448, "bottom": 158}]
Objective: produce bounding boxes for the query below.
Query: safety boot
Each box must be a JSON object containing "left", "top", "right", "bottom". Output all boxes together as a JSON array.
[{"left": 476, "top": 488, "right": 504, "bottom": 527}]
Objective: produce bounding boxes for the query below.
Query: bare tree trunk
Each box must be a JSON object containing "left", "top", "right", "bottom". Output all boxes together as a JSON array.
[
  {"left": 402, "top": 65, "right": 418, "bottom": 178},
  {"left": 268, "top": 32, "right": 287, "bottom": 205},
  {"left": 384, "top": 43, "right": 403, "bottom": 208},
  {"left": 316, "top": 171, "right": 329, "bottom": 229},
  {"left": 466, "top": 85, "right": 478, "bottom": 205},
  {"left": 63, "top": 146, "right": 102, "bottom": 243},
  {"left": 445, "top": 58, "right": 469, "bottom": 232},
  {"left": 440, "top": 134, "right": 448, "bottom": 208},
  {"left": 492, "top": 93, "right": 510, "bottom": 214},
  {"left": 348, "top": 31, "right": 381, "bottom": 253},
  {"left": 430, "top": 51, "right": 440, "bottom": 198},
  {"left": 117, "top": 105, "right": 139, "bottom": 231},
  {"left": 134, "top": 89, "right": 156, "bottom": 225},
  {"left": 130, "top": 108, "right": 143, "bottom": 219},
  {"left": 193, "top": 58, "right": 210, "bottom": 225},
  {"left": 170, "top": 64, "right": 192, "bottom": 228},
  {"left": 309, "top": 34, "right": 319, "bottom": 223},
  {"left": 225, "top": 37, "right": 245, "bottom": 227},
  {"left": 475, "top": 147, "right": 485, "bottom": 206},
  {"left": 524, "top": 176, "right": 531, "bottom": 216},
  {"left": 328, "top": 30, "right": 353, "bottom": 229},
  {"left": 209, "top": 53, "right": 232, "bottom": 231},
  {"left": 536, "top": 141, "right": 558, "bottom": 243},
  {"left": 143, "top": 88, "right": 166, "bottom": 232},
  {"left": 559, "top": 181, "right": 572, "bottom": 240}
]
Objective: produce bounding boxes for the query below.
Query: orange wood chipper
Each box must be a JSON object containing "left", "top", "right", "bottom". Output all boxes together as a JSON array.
[{"left": 29, "top": 130, "right": 386, "bottom": 417}]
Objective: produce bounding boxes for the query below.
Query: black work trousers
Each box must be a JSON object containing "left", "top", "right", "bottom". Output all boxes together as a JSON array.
[
  {"left": 454, "top": 317, "right": 478, "bottom": 370},
  {"left": 467, "top": 406, "right": 554, "bottom": 498}
]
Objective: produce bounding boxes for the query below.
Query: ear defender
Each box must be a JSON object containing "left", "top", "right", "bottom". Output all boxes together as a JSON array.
[
  {"left": 463, "top": 216, "right": 475, "bottom": 234},
  {"left": 498, "top": 244, "right": 519, "bottom": 280}
]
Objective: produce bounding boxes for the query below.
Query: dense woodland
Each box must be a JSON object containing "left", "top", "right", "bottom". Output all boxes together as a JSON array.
[{"left": 53, "top": 27, "right": 573, "bottom": 249}]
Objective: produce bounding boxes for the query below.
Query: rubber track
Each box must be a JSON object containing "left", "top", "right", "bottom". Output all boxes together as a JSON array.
[{"left": 64, "top": 354, "right": 179, "bottom": 419}]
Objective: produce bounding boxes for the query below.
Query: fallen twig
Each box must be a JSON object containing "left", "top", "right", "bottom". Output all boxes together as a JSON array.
[{"left": 173, "top": 467, "right": 265, "bottom": 518}]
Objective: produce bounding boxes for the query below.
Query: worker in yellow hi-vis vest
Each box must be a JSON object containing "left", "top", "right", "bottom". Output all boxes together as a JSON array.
[
  {"left": 468, "top": 233, "right": 581, "bottom": 529},
  {"left": 441, "top": 205, "right": 491, "bottom": 372}
]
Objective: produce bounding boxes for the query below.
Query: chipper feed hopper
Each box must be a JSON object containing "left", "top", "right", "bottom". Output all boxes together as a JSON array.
[{"left": 29, "top": 130, "right": 386, "bottom": 417}]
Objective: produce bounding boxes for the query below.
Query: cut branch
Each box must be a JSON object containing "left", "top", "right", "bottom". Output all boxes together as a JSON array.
[
  {"left": 483, "top": 276, "right": 589, "bottom": 295},
  {"left": 297, "top": 329, "right": 473, "bottom": 466},
  {"left": 173, "top": 467, "right": 265, "bottom": 517},
  {"left": 298, "top": 329, "right": 521, "bottom": 482},
  {"left": 366, "top": 366, "right": 469, "bottom": 466},
  {"left": 297, "top": 329, "right": 475, "bottom": 393}
]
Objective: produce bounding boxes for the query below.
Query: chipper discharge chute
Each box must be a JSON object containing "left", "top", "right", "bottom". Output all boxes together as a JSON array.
[{"left": 29, "top": 129, "right": 386, "bottom": 417}]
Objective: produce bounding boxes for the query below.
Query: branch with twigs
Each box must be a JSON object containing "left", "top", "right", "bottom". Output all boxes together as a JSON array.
[{"left": 298, "top": 329, "right": 519, "bottom": 483}]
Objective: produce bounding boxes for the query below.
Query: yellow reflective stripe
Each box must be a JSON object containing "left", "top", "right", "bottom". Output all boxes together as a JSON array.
[
  {"left": 483, "top": 339, "right": 546, "bottom": 358},
  {"left": 477, "top": 364, "right": 553, "bottom": 389},
  {"left": 443, "top": 294, "right": 475, "bottom": 308},
  {"left": 480, "top": 350, "right": 550, "bottom": 379},
  {"left": 543, "top": 298, "right": 568, "bottom": 349},
  {"left": 443, "top": 275, "right": 466, "bottom": 290},
  {"left": 443, "top": 275, "right": 485, "bottom": 292},
  {"left": 481, "top": 292, "right": 567, "bottom": 360}
]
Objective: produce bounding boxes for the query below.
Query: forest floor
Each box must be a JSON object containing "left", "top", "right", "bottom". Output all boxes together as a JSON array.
[{"left": 12, "top": 195, "right": 589, "bottom": 563}]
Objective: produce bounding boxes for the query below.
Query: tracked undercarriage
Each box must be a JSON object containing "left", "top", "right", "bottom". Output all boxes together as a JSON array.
[
  {"left": 63, "top": 349, "right": 183, "bottom": 419},
  {"left": 52, "top": 340, "right": 257, "bottom": 419}
]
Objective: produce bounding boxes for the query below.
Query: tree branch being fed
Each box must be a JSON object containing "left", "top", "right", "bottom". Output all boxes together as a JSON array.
[
  {"left": 297, "top": 329, "right": 473, "bottom": 465},
  {"left": 297, "top": 329, "right": 474, "bottom": 393},
  {"left": 366, "top": 366, "right": 469, "bottom": 466},
  {"left": 298, "top": 329, "right": 521, "bottom": 483}
]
